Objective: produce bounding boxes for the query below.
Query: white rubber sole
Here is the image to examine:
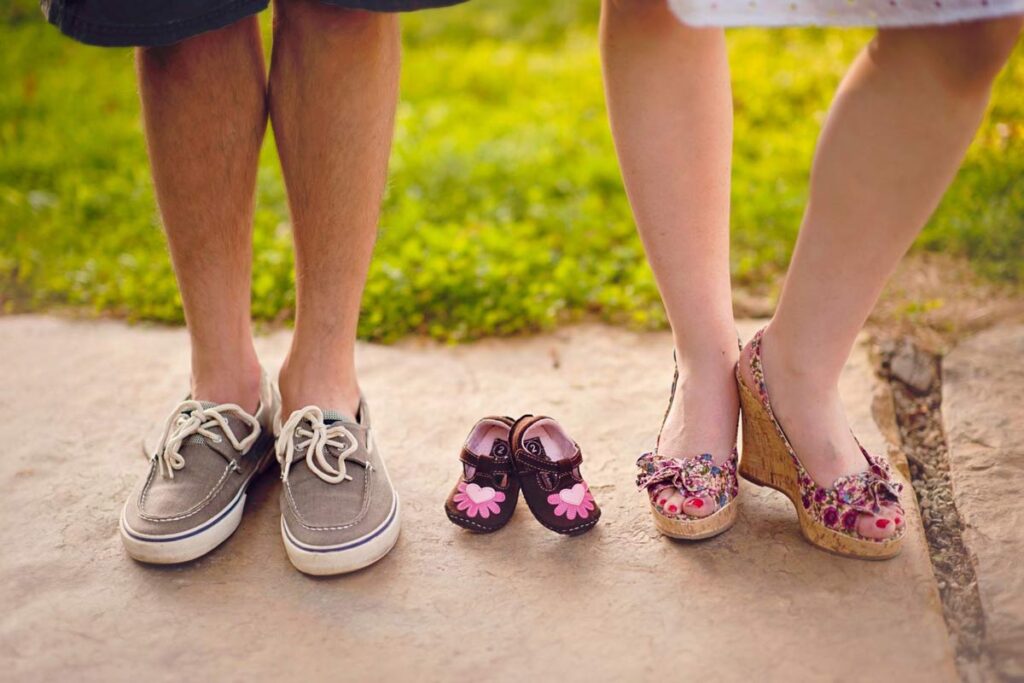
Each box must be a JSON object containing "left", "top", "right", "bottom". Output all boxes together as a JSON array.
[
  {"left": 281, "top": 495, "right": 401, "bottom": 576},
  {"left": 119, "top": 489, "right": 247, "bottom": 564}
]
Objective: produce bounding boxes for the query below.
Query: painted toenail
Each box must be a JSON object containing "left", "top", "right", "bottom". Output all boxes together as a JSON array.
[
  {"left": 689, "top": 499, "right": 704, "bottom": 509},
  {"left": 659, "top": 499, "right": 667, "bottom": 505},
  {"left": 668, "top": 505, "right": 678, "bottom": 513},
  {"left": 876, "top": 519, "right": 890, "bottom": 529},
  {"left": 895, "top": 517, "right": 902, "bottom": 525}
]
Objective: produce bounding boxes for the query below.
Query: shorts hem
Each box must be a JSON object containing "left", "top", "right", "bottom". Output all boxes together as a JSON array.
[
  {"left": 41, "top": 0, "right": 470, "bottom": 48},
  {"left": 44, "top": 0, "right": 270, "bottom": 47},
  {"left": 319, "top": 0, "right": 468, "bottom": 9}
]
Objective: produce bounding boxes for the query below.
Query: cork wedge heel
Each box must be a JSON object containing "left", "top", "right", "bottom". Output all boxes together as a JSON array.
[{"left": 736, "top": 328, "right": 904, "bottom": 560}]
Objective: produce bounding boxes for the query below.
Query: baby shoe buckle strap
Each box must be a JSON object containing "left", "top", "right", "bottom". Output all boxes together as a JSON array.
[
  {"left": 515, "top": 448, "right": 582, "bottom": 474},
  {"left": 459, "top": 448, "right": 510, "bottom": 474}
]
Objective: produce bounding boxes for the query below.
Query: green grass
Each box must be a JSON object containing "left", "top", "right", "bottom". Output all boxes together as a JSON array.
[{"left": 1, "top": 0, "right": 1022, "bottom": 341}]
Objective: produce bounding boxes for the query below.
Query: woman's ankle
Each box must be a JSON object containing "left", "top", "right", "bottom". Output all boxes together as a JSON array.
[{"left": 758, "top": 323, "right": 842, "bottom": 397}]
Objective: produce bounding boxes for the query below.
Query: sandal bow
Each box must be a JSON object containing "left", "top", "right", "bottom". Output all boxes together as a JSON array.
[
  {"left": 835, "top": 456, "right": 903, "bottom": 515},
  {"left": 636, "top": 452, "right": 738, "bottom": 506}
]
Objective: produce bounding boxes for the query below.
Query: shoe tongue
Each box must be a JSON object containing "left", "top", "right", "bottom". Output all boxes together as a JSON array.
[
  {"left": 184, "top": 402, "right": 223, "bottom": 446},
  {"left": 523, "top": 436, "right": 548, "bottom": 460},
  {"left": 322, "top": 409, "right": 355, "bottom": 425},
  {"left": 489, "top": 439, "right": 511, "bottom": 459},
  {"left": 180, "top": 401, "right": 218, "bottom": 415}
]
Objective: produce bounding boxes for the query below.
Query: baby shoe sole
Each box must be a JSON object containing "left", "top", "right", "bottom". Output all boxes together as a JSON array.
[
  {"left": 520, "top": 494, "right": 600, "bottom": 536},
  {"left": 649, "top": 499, "right": 738, "bottom": 540},
  {"left": 444, "top": 505, "right": 508, "bottom": 533},
  {"left": 737, "top": 377, "right": 903, "bottom": 560}
]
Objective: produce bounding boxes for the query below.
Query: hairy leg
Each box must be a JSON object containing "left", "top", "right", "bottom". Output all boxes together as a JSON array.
[
  {"left": 741, "top": 18, "right": 1022, "bottom": 539},
  {"left": 601, "top": 0, "right": 735, "bottom": 516},
  {"left": 268, "top": 0, "right": 400, "bottom": 416},
  {"left": 138, "top": 18, "right": 268, "bottom": 412}
]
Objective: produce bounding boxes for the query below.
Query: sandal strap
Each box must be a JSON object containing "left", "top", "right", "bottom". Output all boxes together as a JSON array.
[{"left": 746, "top": 327, "right": 771, "bottom": 407}]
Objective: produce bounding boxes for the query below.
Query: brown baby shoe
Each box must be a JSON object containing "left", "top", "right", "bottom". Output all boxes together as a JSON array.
[
  {"left": 511, "top": 415, "right": 600, "bottom": 536},
  {"left": 445, "top": 416, "right": 519, "bottom": 533}
]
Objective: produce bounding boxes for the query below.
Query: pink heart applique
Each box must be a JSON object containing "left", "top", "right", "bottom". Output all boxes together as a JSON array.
[
  {"left": 558, "top": 483, "right": 586, "bottom": 506},
  {"left": 465, "top": 483, "right": 497, "bottom": 505}
]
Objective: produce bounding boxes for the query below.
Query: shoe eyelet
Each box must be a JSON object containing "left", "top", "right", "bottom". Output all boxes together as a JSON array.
[{"left": 494, "top": 473, "right": 509, "bottom": 489}]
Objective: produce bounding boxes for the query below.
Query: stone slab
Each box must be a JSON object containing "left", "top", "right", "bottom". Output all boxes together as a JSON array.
[
  {"left": 944, "top": 324, "right": 1024, "bottom": 680},
  {"left": 0, "top": 316, "right": 955, "bottom": 682}
]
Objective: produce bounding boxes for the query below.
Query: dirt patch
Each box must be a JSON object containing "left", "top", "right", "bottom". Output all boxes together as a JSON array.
[
  {"left": 869, "top": 254, "right": 1024, "bottom": 353},
  {"left": 876, "top": 340, "right": 993, "bottom": 681}
]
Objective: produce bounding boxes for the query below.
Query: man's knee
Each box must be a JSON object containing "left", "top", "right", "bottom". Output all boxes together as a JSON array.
[
  {"left": 274, "top": 0, "right": 396, "bottom": 40},
  {"left": 138, "top": 18, "right": 258, "bottom": 74}
]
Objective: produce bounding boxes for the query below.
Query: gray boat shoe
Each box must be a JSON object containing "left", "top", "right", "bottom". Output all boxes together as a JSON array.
[
  {"left": 120, "top": 372, "right": 277, "bottom": 564},
  {"left": 275, "top": 398, "right": 401, "bottom": 576}
]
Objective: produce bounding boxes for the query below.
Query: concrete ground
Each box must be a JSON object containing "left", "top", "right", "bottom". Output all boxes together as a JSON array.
[
  {"left": 0, "top": 316, "right": 955, "bottom": 682},
  {"left": 944, "top": 324, "right": 1024, "bottom": 681}
]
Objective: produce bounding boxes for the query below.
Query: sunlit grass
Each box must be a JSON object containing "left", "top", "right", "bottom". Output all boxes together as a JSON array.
[{"left": 1, "top": 0, "right": 1021, "bottom": 340}]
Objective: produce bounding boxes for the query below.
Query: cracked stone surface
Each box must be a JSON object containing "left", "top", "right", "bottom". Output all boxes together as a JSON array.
[
  {"left": 944, "top": 324, "right": 1024, "bottom": 681},
  {"left": 0, "top": 316, "right": 955, "bottom": 682}
]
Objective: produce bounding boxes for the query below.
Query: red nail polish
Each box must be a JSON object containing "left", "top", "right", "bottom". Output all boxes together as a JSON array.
[
  {"left": 689, "top": 499, "right": 704, "bottom": 509},
  {"left": 668, "top": 505, "right": 678, "bottom": 513},
  {"left": 876, "top": 518, "right": 891, "bottom": 529},
  {"left": 894, "top": 517, "right": 902, "bottom": 525},
  {"left": 660, "top": 499, "right": 667, "bottom": 505}
]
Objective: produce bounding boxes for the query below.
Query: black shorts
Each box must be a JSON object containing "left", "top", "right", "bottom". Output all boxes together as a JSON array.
[{"left": 41, "top": 0, "right": 468, "bottom": 47}]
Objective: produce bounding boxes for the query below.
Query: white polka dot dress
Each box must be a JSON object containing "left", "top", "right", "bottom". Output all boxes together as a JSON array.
[{"left": 669, "top": 0, "right": 1024, "bottom": 26}]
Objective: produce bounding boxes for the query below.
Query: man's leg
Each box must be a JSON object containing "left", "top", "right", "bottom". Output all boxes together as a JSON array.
[
  {"left": 137, "top": 18, "right": 268, "bottom": 412},
  {"left": 123, "top": 23, "right": 272, "bottom": 565},
  {"left": 268, "top": 0, "right": 400, "bottom": 416}
]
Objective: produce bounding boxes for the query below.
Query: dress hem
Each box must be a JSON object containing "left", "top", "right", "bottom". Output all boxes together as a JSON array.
[{"left": 671, "top": 1, "right": 1024, "bottom": 27}]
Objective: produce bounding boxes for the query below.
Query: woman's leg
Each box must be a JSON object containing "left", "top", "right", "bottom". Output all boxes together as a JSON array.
[
  {"left": 741, "top": 18, "right": 1023, "bottom": 539},
  {"left": 600, "top": 0, "right": 736, "bottom": 516}
]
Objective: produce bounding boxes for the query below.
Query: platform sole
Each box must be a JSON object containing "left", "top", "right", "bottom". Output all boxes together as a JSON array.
[
  {"left": 649, "top": 499, "right": 738, "bottom": 540},
  {"left": 737, "top": 372, "right": 903, "bottom": 560}
]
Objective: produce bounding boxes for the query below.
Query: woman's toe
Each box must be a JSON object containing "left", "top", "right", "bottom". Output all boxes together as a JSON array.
[
  {"left": 855, "top": 511, "right": 899, "bottom": 540},
  {"left": 681, "top": 495, "right": 717, "bottom": 518},
  {"left": 882, "top": 502, "right": 905, "bottom": 528},
  {"left": 662, "top": 490, "right": 686, "bottom": 515}
]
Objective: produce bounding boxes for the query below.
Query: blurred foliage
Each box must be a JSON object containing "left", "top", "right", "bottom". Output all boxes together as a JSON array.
[{"left": 1, "top": 0, "right": 1021, "bottom": 341}]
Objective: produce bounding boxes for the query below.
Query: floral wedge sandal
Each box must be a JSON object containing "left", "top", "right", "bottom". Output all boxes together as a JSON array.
[
  {"left": 736, "top": 328, "right": 905, "bottom": 559},
  {"left": 636, "top": 355, "right": 740, "bottom": 540}
]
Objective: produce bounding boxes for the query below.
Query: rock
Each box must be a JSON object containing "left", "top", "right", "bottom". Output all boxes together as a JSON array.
[
  {"left": 889, "top": 340, "right": 940, "bottom": 395},
  {"left": 944, "top": 324, "right": 1024, "bottom": 681},
  {"left": 872, "top": 382, "right": 902, "bottom": 446}
]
